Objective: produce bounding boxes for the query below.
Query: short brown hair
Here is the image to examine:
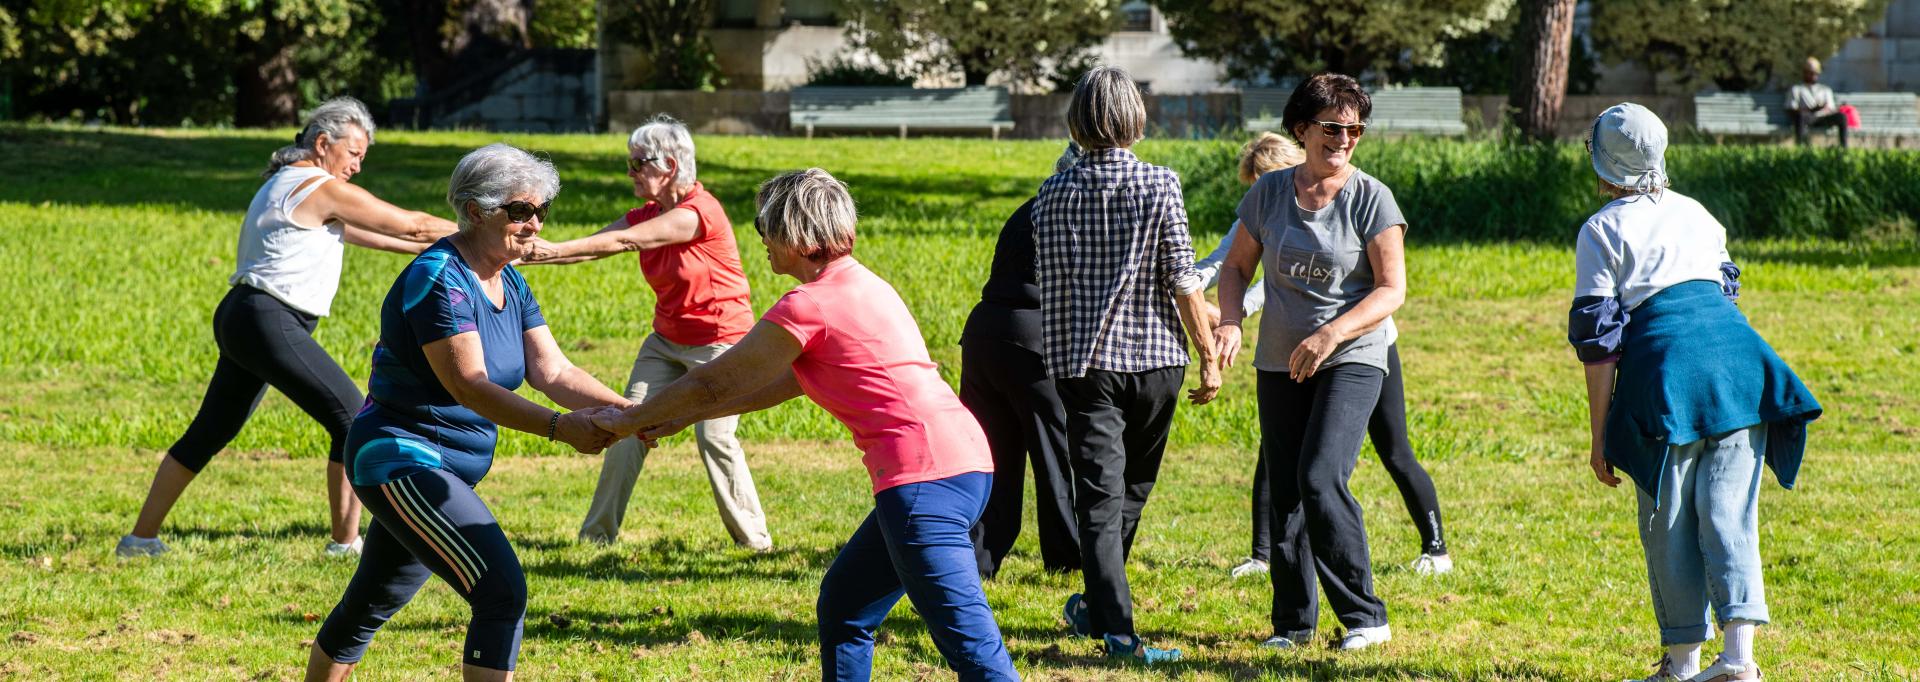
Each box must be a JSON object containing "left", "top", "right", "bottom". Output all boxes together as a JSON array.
[
  {"left": 1283, "top": 73, "right": 1371, "bottom": 144},
  {"left": 1237, "top": 132, "right": 1303, "bottom": 184},
  {"left": 1067, "top": 66, "right": 1146, "bottom": 150}
]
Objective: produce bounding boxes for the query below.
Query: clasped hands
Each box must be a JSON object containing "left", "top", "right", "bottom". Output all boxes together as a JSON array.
[
  {"left": 549, "top": 402, "right": 633, "bottom": 455},
  {"left": 556, "top": 403, "right": 693, "bottom": 451}
]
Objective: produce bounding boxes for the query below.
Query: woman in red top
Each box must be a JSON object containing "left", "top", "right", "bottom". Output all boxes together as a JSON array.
[{"left": 523, "top": 115, "right": 771, "bottom": 550}]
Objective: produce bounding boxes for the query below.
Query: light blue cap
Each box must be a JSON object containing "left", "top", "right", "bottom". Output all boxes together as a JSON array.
[{"left": 1589, "top": 102, "right": 1668, "bottom": 194}]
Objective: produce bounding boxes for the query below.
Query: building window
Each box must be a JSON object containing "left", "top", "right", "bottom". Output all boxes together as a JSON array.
[
  {"left": 715, "top": 0, "right": 757, "bottom": 28},
  {"left": 1120, "top": 1, "right": 1153, "bottom": 32},
  {"left": 785, "top": 0, "right": 837, "bottom": 25}
]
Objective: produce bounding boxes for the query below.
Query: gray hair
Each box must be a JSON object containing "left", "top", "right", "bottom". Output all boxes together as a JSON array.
[
  {"left": 1067, "top": 66, "right": 1145, "bottom": 150},
  {"left": 262, "top": 97, "right": 377, "bottom": 178},
  {"left": 1054, "top": 142, "right": 1082, "bottom": 174},
  {"left": 628, "top": 114, "right": 697, "bottom": 188},
  {"left": 446, "top": 143, "right": 561, "bottom": 232},
  {"left": 755, "top": 168, "right": 856, "bottom": 261}
]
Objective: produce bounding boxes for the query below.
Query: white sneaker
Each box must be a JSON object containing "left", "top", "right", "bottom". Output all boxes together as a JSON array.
[
  {"left": 1624, "top": 655, "right": 1688, "bottom": 682},
  {"left": 1258, "top": 634, "right": 1306, "bottom": 649},
  {"left": 1337, "top": 625, "right": 1391, "bottom": 651},
  {"left": 1687, "top": 659, "right": 1760, "bottom": 681},
  {"left": 1410, "top": 553, "right": 1453, "bottom": 576},
  {"left": 116, "top": 534, "right": 169, "bottom": 558},
  {"left": 323, "top": 537, "right": 364, "bottom": 557},
  {"left": 1229, "top": 557, "right": 1269, "bottom": 579}
]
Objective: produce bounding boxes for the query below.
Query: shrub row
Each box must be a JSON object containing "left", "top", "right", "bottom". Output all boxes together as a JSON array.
[{"left": 1143, "top": 137, "right": 1920, "bottom": 242}]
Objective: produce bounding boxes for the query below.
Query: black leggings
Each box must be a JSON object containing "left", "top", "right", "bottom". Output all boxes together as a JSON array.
[
  {"left": 315, "top": 468, "right": 527, "bottom": 671},
  {"left": 1250, "top": 344, "right": 1447, "bottom": 560},
  {"left": 167, "top": 285, "right": 361, "bottom": 473}
]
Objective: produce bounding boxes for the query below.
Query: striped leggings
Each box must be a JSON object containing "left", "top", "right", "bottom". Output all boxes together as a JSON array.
[{"left": 315, "top": 468, "right": 527, "bottom": 671}]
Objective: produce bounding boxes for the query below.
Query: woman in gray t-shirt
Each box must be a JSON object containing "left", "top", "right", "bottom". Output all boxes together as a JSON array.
[{"left": 1214, "top": 73, "right": 1407, "bottom": 652}]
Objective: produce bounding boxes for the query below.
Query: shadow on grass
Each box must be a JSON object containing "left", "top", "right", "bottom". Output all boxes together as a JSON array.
[{"left": 521, "top": 534, "right": 841, "bottom": 584}]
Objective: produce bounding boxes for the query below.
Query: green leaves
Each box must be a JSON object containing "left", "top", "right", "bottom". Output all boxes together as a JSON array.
[{"left": 1589, "top": 0, "right": 1894, "bottom": 91}]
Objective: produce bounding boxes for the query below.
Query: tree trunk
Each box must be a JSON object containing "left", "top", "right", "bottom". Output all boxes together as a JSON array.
[
  {"left": 232, "top": 11, "right": 301, "bottom": 128},
  {"left": 1510, "top": 0, "right": 1576, "bottom": 141}
]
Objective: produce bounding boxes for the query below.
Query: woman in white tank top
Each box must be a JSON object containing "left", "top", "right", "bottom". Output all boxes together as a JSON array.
[{"left": 120, "top": 97, "right": 459, "bottom": 559}]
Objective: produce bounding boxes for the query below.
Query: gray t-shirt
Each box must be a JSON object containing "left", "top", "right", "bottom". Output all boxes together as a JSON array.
[{"left": 1236, "top": 166, "right": 1406, "bottom": 374}]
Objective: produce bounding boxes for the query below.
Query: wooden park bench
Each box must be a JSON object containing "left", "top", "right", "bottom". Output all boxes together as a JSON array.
[
  {"left": 1242, "top": 86, "right": 1467, "bottom": 136},
  {"left": 1694, "top": 91, "right": 1920, "bottom": 142},
  {"left": 789, "top": 86, "right": 1013, "bottom": 139}
]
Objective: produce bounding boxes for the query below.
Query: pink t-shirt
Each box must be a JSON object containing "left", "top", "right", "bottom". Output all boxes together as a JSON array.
[{"left": 760, "top": 257, "right": 993, "bottom": 493}]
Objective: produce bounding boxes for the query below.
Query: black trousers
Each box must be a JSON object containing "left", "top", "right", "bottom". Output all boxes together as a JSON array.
[
  {"left": 1250, "top": 344, "right": 1447, "bottom": 560},
  {"left": 1056, "top": 365, "right": 1183, "bottom": 638},
  {"left": 1260, "top": 364, "right": 1390, "bottom": 639},
  {"left": 168, "top": 285, "right": 362, "bottom": 472},
  {"left": 1794, "top": 110, "right": 1849, "bottom": 148},
  {"left": 961, "top": 338, "right": 1080, "bottom": 577}
]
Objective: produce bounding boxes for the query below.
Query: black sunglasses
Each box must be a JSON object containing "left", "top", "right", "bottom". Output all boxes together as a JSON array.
[
  {"left": 627, "top": 156, "right": 661, "bottom": 174},
  {"left": 497, "top": 200, "right": 550, "bottom": 224},
  {"left": 1309, "top": 119, "right": 1367, "bottom": 138}
]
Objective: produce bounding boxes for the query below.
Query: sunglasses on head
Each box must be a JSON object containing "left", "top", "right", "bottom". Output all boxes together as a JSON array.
[
  {"left": 627, "top": 156, "right": 661, "bottom": 174},
  {"left": 497, "top": 200, "right": 550, "bottom": 224},
  {"left": 1310, "top": 120, "right": 1367, "bottom": 138}
]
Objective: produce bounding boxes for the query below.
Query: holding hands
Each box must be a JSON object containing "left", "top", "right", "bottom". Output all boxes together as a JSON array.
[{"left": 553, "top": 405, "right": 626, "bottom": 454}]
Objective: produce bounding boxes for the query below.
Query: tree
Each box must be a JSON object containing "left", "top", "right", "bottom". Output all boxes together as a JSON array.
[
  {"left": 606, "top": 0, "right": 724, "bottom": 90},
  {"left": 833, "top": 0, "right": 1120, "bottom": 88},
  {"left": 1509, "top": 0, "right": 1575, "bottom": 141},
  {"left": 1590, "top": 0, "right": 1893, "bottom": 92},
  {"left": 381, "top": 0, "right": 535, "bottom": 94},
  {"left": 1158, "top": 0, "right": 1512, "bottom": 85},
  {"left": 0, "top": 0, "right": 378, "bottom": 126}
]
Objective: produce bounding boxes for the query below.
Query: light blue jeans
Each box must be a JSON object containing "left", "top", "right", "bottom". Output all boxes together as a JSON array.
[{"left": 1636, "top": 424, "right": 1771, "bottom": 645}]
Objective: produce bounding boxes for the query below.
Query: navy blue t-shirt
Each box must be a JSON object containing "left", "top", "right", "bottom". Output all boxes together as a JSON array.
[{"left": 346, "top": 238, "right": 546, "bottom": 486}]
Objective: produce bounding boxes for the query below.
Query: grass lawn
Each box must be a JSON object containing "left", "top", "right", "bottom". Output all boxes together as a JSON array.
[{"left": 0, "top": 125, "right": 1915, "bottom": 680}]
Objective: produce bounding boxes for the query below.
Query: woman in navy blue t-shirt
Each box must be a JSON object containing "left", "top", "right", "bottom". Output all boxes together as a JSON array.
[{"left": 307, "top": 144, "right": 629, "bottom": 681}]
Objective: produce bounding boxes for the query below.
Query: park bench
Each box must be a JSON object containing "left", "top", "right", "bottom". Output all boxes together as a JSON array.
[
  {"left": 1694, "top": 91, "right": 1920, "bottom": 142},
  {"left": 1242, "top": 86, "right": 1468, "bottom": 136},
  {"left": 789, "top": 86, "right": 1014, "bottom": 139}
]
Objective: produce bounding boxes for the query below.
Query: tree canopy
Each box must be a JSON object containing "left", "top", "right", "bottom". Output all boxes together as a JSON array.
[
  {"left": 833, "top": 0, "right": 1120, "bottom": 88},
  {"left": 1590, "top": 0, "right": 1894, "bottom": 91},
  {"left": 1157, "top": 0, "right": 1512, "bottom": 85}
]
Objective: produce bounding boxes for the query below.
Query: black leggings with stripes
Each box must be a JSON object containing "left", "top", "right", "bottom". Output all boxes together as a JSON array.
[
  {"left": 167, "top": 285, "right": 360, "bottom": 472},
  {"left": 315, "top": 468, "right": 527, "bottom": 672}
]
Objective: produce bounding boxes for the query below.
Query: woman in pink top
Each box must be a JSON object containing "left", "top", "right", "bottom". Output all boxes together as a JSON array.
[{"left": 594, "top": 169, "right": 1017, "bottom": 681}]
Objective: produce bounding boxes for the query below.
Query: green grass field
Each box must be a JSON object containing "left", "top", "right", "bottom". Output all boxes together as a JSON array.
[{"left": 1, "top": 125, "right": 1916, "bottom": 680}]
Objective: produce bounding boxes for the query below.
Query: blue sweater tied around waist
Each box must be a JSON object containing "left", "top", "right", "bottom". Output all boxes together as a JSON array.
[{"left": 1606, "top": 280, "right": 1822, "bottom": 498}]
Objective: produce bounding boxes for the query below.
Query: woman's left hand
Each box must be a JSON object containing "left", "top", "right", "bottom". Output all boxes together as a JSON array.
[{"left": 1288, "top": 327, "right": 1341, "bottom": 381}]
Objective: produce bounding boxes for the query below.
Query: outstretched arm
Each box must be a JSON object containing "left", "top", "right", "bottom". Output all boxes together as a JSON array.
[
  {"left": 596, "top": 321, "right": 803, "bottom": 437},
  {"left": 522, "top": 208, "right": 701, "bottom": 265},
  {"left": 522, "top": 325, "right": 630, "bottom": 410},
  {"left": 308, "top": 179, "right": 458, "bottom": 245}
]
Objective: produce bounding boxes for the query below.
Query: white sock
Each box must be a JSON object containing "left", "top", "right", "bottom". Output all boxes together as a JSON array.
[
  {"left": 1667, "top": 642, "right": 1703, "bottom": 677},
  {"left": 1721, "top": 620, "right": 1757, "bottom": 668}
]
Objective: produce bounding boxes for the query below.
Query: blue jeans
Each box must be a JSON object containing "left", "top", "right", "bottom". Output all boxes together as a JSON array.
[
  {"left": 1637, "top": 425, "right": 1771, "bottom": 645},
  {"left": 818, "top": 472, "right": 1018, "bottom": 681}
]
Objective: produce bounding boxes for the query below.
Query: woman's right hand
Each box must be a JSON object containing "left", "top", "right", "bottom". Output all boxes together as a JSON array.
[
  {"left": 1589, "top": 447, "right": 1620, "bottom": 487},
  {"left": 555, "top": 409, "right": 618, "bottom": 454},
  {"left": 1214, "top": 322, "right": 1244, "bottom": 369}
]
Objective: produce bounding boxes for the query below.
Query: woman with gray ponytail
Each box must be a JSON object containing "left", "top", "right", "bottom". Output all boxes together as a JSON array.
[{"left": 119, "top": 96, "right": 459, "bottom": 560}]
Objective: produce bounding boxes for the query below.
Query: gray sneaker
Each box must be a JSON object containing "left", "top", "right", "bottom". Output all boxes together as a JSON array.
[
  {"left": 1625, "top": 655, "right": 1688, "bottom": 682},
  {"left": 116, "top": 534, "right": 169, "bottom": 558},
  {"left": 323, "top": 537, "right": 364, "bottom": 557},
  {"left": 1259, "top": 634, "right": 1307, "bottom": 649},
  {"left": 1229, "top": 557, "right": 1270, "bottom": 579}
]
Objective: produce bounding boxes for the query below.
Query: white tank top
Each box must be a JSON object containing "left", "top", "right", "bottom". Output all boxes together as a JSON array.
[{"left": 230, "top": 166, "right": 344, "bottom": 317}]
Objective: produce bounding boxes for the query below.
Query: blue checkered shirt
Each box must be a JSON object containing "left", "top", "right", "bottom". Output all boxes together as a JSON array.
[{"left": 1032, "top": 148, "right": 1203, "bottom": 379}]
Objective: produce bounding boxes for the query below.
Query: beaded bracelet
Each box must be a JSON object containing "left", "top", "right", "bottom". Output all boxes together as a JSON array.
[{"left": 546, "top": 411, "right": 560, "bottom": 440}]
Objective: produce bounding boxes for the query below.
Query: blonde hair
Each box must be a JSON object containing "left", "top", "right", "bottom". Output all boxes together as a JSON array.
[
  {"left": 755, "top": 168, "right": 857, "bottom": 261},
  {"left": 1237, "top": 132, "right": 1303, "bottom": 185}
]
